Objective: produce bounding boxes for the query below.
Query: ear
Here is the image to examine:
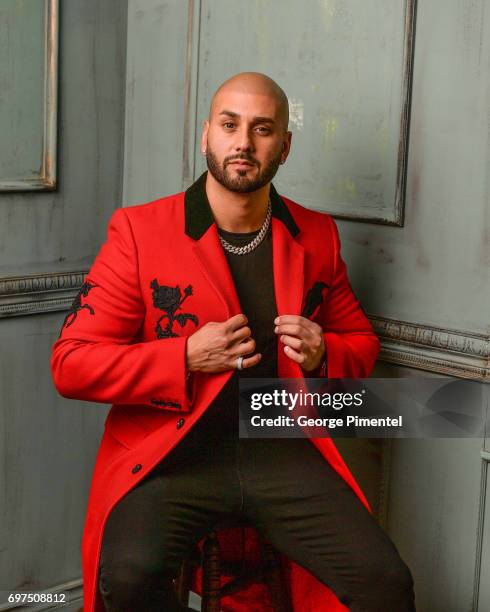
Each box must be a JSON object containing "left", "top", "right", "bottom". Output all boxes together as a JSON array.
[
  {"left": 281, "top": 131, "right": 293, "bottom": 163},
  {"left": 200, "top": 120, "right": 209, "bottom": 154}
]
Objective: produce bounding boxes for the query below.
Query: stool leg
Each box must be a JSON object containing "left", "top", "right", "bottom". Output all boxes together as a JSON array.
[
  {"left": 175, "top": 557, "right": 194, "bottom": 607},
  {"left": 202, "top": 531, "right": 221, "bottom": 612},
  {"left": 261, "top": 538, "right": 293, "bottom": 612}
]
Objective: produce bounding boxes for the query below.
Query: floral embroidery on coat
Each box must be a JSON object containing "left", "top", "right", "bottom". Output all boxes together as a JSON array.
[
  {"left": 59, "top": 280, "right": 98, "bottom": 337},
  {"left": 150, "top": 279, "right": 199, "bottom": 339}
]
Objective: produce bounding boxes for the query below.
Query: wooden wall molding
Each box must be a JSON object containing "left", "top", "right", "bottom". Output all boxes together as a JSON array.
[
  {"left": 0, "top": 271, "right": 85, "bottom": 318},
  {"left": 371, "top": 315, "right": 490, "bottom": 381},
  {"left": 472, "top": 457, "right": 488, "bottom": 610}
]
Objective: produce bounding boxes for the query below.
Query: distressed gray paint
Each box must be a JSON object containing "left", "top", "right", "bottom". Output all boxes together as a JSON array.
[
  {"left": 123, "top": 0, "right": 190, "bottom": 206},
  {"left": 373, "top": 361, "right": 487, "bottom": 611},
  {"left": 344, "top": 0, "right": 490, "bottom": 339},
  {"left": 0, "top": 316, "right": 99, "bottom": 598},
  {"left": 388, "top": 436, "right": 483, "bottom": 611},
  {"left": 0, "top": 0, "right": 127, "bottom": 606},
  {"left": 476, "top": 461, "right": 490, "bottom": 610},
  {"left": 0, "top": 1, "right": 127, "bottom": 278},
  {"left": 0, "top": 0, "right": 59, "bottom": 191},
  {"left": 191, "top": 0, "right": 415, "bottom": 225}
]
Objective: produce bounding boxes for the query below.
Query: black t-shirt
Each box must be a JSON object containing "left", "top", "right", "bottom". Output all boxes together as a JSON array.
[
  {"left": 219, "top": 222, "right": 278, "bottom": 381},
  {"left": 163, "top": 222, "right": 278, "bottom": 460}
]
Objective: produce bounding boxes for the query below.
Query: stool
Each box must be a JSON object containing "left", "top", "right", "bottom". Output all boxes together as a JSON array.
[{"left": 174, "top": 516, "right": 292, "bottom": 612}]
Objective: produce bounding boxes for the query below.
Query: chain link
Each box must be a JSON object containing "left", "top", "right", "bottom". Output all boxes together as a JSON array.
[{"left": 218, "top": 199, "right": 272, "bottom": 255}]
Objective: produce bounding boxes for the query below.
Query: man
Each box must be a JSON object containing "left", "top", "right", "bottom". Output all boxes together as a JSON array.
[{"left": 51, "top": 72, "right": 415, "bottom": 611}]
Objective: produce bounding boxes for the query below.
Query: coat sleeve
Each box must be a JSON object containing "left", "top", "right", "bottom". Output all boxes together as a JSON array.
[
  {"left": 50, "top": 207, "right": 195, "bottom": 413},
  {"left": 318, "top": 215, "right": 380, "bottom": 378}
]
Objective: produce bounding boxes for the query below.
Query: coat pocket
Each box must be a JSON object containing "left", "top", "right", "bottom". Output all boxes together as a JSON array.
[
  {"left": 301, "top": 281, "right": 329, "bottom": 320},
  {"left": 104, "top": 406, "right": 151, "bottom": 450}
]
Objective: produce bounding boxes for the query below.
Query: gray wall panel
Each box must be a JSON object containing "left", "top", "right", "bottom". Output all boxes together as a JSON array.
[
  {"left": 344, "top": 0, "right": 490, "bottom": 336},
  {"left": 123, "top": 0, "right": 190, "bottom": 205},
  {"left": 476, "top": 462, "right": 490, "bottom": 610},
  {"left": 0, "top": 0, "right": 127, "bottom": 605},
  {"left": 388, "top": 437, "right": 482, "bottom": 612},
  {"left": 0, "top": 0, "right": 127, "bottom": 277},
  {"left": 0, "top": 315, "right": 105, "bottom": 591}
]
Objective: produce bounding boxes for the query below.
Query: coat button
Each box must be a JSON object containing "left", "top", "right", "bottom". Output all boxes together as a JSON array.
[
  {"left": 176, "top": 418, "right": 185, "bottom": 429},
  {"left": 131, "top": 464, "right": 142, "bottom": 474}
]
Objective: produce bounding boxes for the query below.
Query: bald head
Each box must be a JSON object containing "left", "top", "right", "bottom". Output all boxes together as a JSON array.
[{"left": 209, "top": 72, "right": 289, "bottom": 132}]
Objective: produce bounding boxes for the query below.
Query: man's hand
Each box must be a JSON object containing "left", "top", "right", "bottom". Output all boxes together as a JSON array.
[
  {"left": 274, "top": 315, "right": 326, "bottom": 371},
  {"left": 186, "top": 314, "right": 261, "bottom": 373}
]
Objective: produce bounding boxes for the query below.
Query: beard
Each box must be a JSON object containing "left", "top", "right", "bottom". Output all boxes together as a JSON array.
[{"left": 205, "top": 146, "right": 283, "bottom": 193}]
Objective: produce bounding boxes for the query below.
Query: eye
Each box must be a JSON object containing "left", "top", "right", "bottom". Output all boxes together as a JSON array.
[
  {"left": 223, "top": 122, "right": 235, "bottom": 129},
  {"left": 256, "top": 126, "right": 271, "bottom": 134}
]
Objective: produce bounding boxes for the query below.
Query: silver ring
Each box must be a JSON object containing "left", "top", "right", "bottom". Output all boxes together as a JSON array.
[{"left": 236, "top": 356, "right": 244, "bottom": 370}]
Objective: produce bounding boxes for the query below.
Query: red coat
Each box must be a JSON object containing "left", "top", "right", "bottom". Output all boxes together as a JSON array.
[{"left": 50, "top": 173, "right": 380, "bottom": 611}]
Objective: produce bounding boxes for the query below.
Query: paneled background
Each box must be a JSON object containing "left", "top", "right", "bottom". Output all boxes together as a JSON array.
[
  {"left": 0, "top": 1, "right": 127, "bottom": 609},
  {"left": 0, "top": 1, "right": 488, "bottom": 611}
]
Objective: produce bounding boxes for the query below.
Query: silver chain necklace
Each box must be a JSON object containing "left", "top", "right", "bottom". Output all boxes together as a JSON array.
[{"left": 218, "top": 199, "right": 272, "bottom": 256}]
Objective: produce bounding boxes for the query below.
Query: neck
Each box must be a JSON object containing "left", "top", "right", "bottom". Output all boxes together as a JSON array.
[{"left": 205, "top": 171, "right": 270, "bottom": 233}]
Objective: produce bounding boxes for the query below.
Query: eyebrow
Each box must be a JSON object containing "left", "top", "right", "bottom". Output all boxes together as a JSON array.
[{"left": 218, "top": 110, "right": 276, "bottom": 124}]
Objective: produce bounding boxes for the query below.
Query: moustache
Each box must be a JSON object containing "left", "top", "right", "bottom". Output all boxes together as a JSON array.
[{"left": 225, "top": 156, "right": 257, "bottom": 165}]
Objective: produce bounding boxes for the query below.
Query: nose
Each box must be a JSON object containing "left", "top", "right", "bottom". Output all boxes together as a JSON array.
[{"left": 235, "top": 126, "right": 255, "bottom": 154}]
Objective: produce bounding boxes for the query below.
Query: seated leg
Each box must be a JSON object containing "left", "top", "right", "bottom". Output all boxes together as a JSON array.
[
  {"left": 98, "top": 441, "right": 242, "bottom": 611},
  {"left": 240, "top": 439, "right": 416, "bottom": 612}
]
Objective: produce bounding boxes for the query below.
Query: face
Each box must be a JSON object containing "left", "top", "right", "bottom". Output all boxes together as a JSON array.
[{"left": 201, "top": 89, "right": 292, "bottom": 193}]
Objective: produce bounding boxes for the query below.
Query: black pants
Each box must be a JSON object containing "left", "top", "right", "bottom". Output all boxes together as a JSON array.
[{"left": 98, "top": 436, "right": 416, "bottom": 611}]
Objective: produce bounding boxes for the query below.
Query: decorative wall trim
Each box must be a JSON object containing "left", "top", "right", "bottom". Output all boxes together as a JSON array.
[
  {"left": 182, "top": 0, "right": 201, "bottom": 190},
  {"left": 371, "top": 315, "right": 490, "bottom": 381},
  {"left": 0, "top": 578, "right": 82, "bottom": 611},
  {"left": 0, "top": 272, "right": 85, "bottom": 319},
  {"left": 472, "top": 458, "right": 488, "bottom": 611},
  {"left": 1, "top": 272, "right": 488, "bottom": 381}
]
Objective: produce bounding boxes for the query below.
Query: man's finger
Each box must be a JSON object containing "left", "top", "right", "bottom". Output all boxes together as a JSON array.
[
  {"left": 282, "top": 344, "right": 305, "bottom": 364},
  {"left": 274, "top": 315, "right": 304, "bottom": 326},
  {"left": 235, "top": 337, "right": 256, "bottom": 355},
  {"left": 279, "top": 334, "right": 304, "bottom": 351},
  {"left": 244, "top": 353, "right": 262, "bottom": 368},
  {"left": 230, "top": 325, "right": 252, "bottom": 343},
  {"left": 234, "top": 353, "right": 261, "bottom": 369},
  {"left": 275, "top": 315, "right": 320, "bottom": 334},
  {"left": 275, "top": 323, "right": 311, "bottom": 339},
  {"left": 226, "top": 313, "right": 248, "bottom": 331}
]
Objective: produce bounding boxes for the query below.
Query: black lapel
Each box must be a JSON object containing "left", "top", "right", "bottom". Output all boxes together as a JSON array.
[{"left": 184, "top": 171, "right": 300, "bottom": 240}]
